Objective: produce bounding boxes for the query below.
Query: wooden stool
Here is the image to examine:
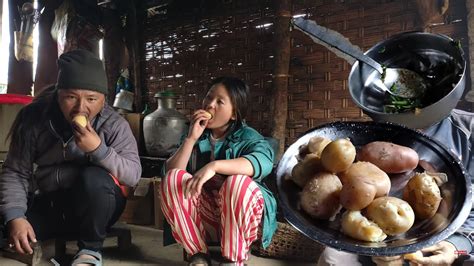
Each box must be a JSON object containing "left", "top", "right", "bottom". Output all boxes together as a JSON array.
[{"left": 54, "top": 223, "right": 132, "bottom": 258}]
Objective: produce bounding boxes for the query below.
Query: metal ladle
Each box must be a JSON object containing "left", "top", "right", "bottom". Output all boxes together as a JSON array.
[{"left": 293, "top": 18, "right": 427, "bottom": 99}]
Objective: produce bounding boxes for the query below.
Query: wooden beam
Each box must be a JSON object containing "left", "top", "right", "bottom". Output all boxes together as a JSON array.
[
  {"left": 270, "top": 0, "right": 291, "bottom": 159},
  {"left": 103, "top": 7, "right": 125, "bottom": 105}
]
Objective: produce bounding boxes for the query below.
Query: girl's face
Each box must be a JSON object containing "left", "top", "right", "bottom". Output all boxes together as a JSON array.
[{"left": 202, "top": 84, "right": 235, "bottom": 129}]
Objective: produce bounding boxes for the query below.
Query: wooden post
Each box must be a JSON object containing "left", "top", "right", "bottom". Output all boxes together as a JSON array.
[
  {"left": 103, "top": 7, "right": 125, "bottom": 105},
  {"left": 270, "top": 0, "right": 291, "bottom": 159},
  {"left": 124, "top": 0, "right": 145, "bottom": 112},
  {"left": 34, "top": 0, "right": 61, "bottom": 94}
]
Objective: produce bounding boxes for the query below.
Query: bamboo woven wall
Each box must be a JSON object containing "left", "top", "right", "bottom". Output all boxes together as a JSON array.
[
  {"left": 143, "top": 0, "right": 469, "bottom": 147},
  {"left": 144, "top": 0, "right": 275, "bottom": 136}
]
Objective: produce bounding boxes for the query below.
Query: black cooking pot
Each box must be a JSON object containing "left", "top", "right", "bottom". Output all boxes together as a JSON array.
[
  {"left": 276, "top": 121, "right": 472, "bottom": 256},
  {"left": 349, "top": 32, "right": 466, "bottom": 129}
]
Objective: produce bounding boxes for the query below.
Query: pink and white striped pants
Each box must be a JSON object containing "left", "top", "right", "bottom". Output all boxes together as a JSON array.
[{"left": 160, "top": 168, "right": 264, "bottom": 263}]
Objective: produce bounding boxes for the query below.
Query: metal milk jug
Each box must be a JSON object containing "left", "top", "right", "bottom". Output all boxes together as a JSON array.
[{"left": 143, "top": 91, "right": 188, "bottom": 157}]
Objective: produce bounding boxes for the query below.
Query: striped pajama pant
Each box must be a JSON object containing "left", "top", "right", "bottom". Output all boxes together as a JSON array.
[{"left": 160, "top": 168, "right": 264, "bottom": 263}]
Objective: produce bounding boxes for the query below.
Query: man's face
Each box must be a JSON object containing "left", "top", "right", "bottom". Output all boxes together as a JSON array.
[{"left": 57, "top": 89, "right": 105, "bottom": 124}]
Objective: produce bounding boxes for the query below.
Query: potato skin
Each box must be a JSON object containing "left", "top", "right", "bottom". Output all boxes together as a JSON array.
[
  {"left": 291, "top": 153, "right": 323, "bottom": 187},
  {"left": 321, "top": 138, "right": 356, "bottom": 173},
  {"left": 300, "top": 172, "right": 342, "bottom": 219},
  {"left": 365, "top": 197, "right": 415, "bottom": 235},
  {"left": 340, "top": 177, "right": 377, "bottom": 211},
  {"left": 339, "top": 161, "right": 391, "bottom": 198},
  {"left": 307, "top": 136, "right": 331, "bottom": 157},
  {"left": 403, "top": 172, "right": 442, "bottom": 220},
  {"left": 358, "top": 141, "right": 419, "bottom": 173}
]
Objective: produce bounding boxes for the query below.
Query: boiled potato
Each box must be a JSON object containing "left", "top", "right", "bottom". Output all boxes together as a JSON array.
[
  {"left": 203, "top": 111, "right": 213, "bottom": 119},
  {"left": 404, "top": 251, "right": 424, "bottom": 262},
  {"left": 339, "top": 161, "right": 391, "bottom": 198},
  {"left": 365, "top": 197, "right": 415, "bottom": 235},
  {"left": 358, "top": 141, "right": 419, "bottom": 173},
  {"left": 73, "top": 115, "right": 87, "bottom": 127},
  {"left": 291, "top": 153, "right": 323, "bottom": 187},
  {"left": 307, "top": 136, "right": 331, "bottom": 157},
  {"left": 340, "top": 177, "right": 377, "bottom": 211},
  {"left": 300, "top": 172, "right": 342, "bottom": 220},
  {"left": 341, "top": 210, "right": 387, "bottom": 242},
  {"left": 403, "top": 172, "right": 442, "bottom": 220},
  {"left": 321, "top": 138, "right": 356, "bottom": 173}
]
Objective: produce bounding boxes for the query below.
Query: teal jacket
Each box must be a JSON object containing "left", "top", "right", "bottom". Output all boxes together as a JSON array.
[{"left": 162, "top": 122, "right": 277, "bottom": 248}]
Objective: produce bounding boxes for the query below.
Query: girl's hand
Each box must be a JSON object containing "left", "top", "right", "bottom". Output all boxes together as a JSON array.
[
  {"left": 73, "top": 120, "right": 101, "bottom": 152},
  {"left": 184, "top": 161, "right": 217, "bottom": 199},
  {"left": 188, "top": 109, "right": 211, "bottom": 141}
]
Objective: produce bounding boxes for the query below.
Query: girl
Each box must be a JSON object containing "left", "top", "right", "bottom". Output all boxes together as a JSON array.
[{"left": 160, "top": 77, "right": 277, "bottom": 266}]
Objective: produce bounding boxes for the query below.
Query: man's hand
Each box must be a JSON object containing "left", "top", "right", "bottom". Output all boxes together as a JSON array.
[
  {"left": 7, "top": 218, "right": 37, "bottom": 255},
  {"left": 372, "top": 255, "right": 404, "bottom": 266},
  {"left": 184, "top": 162, "right": 217, "bottom": 199},
  {"left": 73, "top": 121, "right": 101, "bottom": 152},
  {"left": 406, "top": 241, "right": 458, "bottom": 265}
]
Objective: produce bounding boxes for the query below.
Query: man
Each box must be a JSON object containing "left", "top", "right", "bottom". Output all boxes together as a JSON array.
[
  {"left": 318, "top": 108, "right": 474, "bottom": 266},
  {"left": 0, "top": 49, "right": 141, "bottom": 265}
]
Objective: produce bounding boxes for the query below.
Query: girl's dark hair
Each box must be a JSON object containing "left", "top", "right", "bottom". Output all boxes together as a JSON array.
[
  {"left": 6, "top": 85, "right": 59, "bottom": 156},
  {"left": 209, "top": 76, "right": 249, "bottom": 124}
]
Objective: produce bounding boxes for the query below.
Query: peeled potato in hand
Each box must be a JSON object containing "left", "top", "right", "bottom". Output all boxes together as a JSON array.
[
  {"left": 320, "top": 138, "right": 356, "bottom": 173},
  {"left": 365, "top": 196, "right": 415, "bottom": 235},
  {"left": 204, "top": 111, "right": 213, "bottom": 119},
  {"left": 404, "top": 251, "right": 423, "bottom": 261},
  {"left": 73, "top": 115, "right": 87, "bottom": 128}
]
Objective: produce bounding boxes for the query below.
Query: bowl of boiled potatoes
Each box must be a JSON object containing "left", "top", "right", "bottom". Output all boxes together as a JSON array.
[{"left": 276, "top": 121, "right": 472, "bottom": 256}]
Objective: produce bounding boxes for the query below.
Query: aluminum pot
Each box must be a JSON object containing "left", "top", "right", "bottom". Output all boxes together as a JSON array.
[
  {"left": 349, "top": 32, "right": 466, "bottom": 129},
  {"left": 143, "top": 92, "right": 188, "bottom": 157}
]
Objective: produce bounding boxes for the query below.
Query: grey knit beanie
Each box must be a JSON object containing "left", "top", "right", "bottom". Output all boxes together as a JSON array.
[{"left": 56, "top": 49, "right": 108, "bottom": 94}]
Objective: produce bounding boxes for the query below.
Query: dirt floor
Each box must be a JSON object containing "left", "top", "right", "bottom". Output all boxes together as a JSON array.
[{"left": 0, "top": 224, "right": 317, "bottom": 265}]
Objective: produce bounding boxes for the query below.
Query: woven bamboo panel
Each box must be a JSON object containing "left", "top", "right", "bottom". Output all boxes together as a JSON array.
[
  {"left": 143, "top": 0, "right": 275, "bottom": 136},
  {"left": 143, "top": 0, "right": 469, "bottom": 148}
]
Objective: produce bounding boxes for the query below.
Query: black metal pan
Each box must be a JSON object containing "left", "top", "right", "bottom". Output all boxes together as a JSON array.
[{"left": 276, "top": 121, "right": 472, "bottom": 256}]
